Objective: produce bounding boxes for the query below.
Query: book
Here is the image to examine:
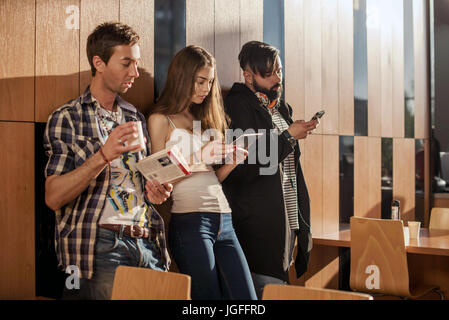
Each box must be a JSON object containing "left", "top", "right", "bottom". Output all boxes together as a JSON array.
[{"left": 136, "top": 145, "right": 192, "bottom": 184}]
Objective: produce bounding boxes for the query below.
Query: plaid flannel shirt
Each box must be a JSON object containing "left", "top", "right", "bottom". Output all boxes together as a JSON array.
[{"left": 43, "top": 86, "right": 171, "bottom": 279}]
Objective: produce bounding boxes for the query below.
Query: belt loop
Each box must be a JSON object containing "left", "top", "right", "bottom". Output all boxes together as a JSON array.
[{"left": 118, "top": 225, "right": 125, "bottom": 240}]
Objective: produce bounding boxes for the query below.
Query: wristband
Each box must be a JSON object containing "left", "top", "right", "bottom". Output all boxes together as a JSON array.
[{"left": 99, "top": 147, "right": 110, "bottom": 165}]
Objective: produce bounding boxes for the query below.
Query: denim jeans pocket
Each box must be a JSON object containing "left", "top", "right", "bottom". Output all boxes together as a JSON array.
[{"left": 95, "top": 228, "right": 119, "bottom": 254}]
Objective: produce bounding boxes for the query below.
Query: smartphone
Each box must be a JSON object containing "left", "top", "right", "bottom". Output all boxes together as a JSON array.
[
  {"left": 231, "top": 133, "right": 263, "bottom": 150},
  {"left": 311, "top": 110, "right": 325, "bottom": 121}
]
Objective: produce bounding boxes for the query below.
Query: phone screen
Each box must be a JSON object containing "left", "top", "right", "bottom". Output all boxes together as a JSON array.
[{"left": 231, "top": 133, "right": 263, "bottom": 149}]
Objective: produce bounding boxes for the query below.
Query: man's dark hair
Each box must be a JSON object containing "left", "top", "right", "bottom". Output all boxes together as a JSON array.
[
  {"left": 86, "top": 22, "right": 140, "bottom": 76},
  {"left": 238, "top": 41, "right": 280, "bottom": 77}
]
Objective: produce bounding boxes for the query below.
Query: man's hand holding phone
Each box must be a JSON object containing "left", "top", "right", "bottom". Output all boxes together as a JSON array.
[
  {"left": 287, "top": 110, "right": 324, "bottom": 140},
  {"left": 287, "top": 120, "right": 318, "bottom": 140}
]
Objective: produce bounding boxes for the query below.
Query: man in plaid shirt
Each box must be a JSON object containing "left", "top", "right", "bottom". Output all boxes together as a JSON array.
[{"left": 43, "top": 22, "right": 172, "bottom": 300}]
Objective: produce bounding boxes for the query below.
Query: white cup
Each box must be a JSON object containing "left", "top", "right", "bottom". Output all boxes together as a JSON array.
[
  {"left": 128, "top": 121, "right": 146, "bottom": 152},
  {"left": 408, "top": 221, "right": 421, "bottom": 240},
  {"left": 403, "top": 226, "right": 410, "bottom": 246}
]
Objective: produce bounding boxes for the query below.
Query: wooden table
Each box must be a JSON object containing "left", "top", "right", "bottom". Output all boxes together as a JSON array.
[
  {"left": 303, "top": 224, "right": 449, "bottom": 299},
  {"left": 313, "top": 224, "right": 449, "bottom": 256}
]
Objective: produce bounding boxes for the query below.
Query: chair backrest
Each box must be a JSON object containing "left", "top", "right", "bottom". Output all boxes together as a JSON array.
[
  {"left": 262, "top": 284, "right": 372, "bottom": 300},
  {"left": 429, "top": 207, "right": 449, "bottom": 230},
  {"left": 111, "top": 266, "right": 191, "bottom": 300},
  {"left": 349, "top": 217, "right": 411, "bottom": 297}
]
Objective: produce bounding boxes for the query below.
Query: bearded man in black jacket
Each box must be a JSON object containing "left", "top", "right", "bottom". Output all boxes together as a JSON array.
[{"left": 222, "top": 41, "right": 318, "bottom": 299}]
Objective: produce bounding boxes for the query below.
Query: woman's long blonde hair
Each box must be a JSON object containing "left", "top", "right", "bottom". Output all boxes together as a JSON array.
[{"left": 151, "top": 45, "right": 229, "bottom": 136}]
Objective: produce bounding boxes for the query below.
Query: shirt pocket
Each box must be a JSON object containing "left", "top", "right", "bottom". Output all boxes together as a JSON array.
[{"left": 72, "top": 135, "right": 101, "bottom": 167}]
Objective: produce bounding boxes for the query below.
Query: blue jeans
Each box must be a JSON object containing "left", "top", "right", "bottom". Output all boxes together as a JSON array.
[
  {"left": 169, "top": 212, "right": 257, "bottom": 300},
  {"left": 62, "top": 227, "right": 166, "bottom": 300}
]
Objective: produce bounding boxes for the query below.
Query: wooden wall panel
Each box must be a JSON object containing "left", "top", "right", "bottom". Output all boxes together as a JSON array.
[
  {"left": 304, "top": 0, "right": 322, "bottom": 131},
  {"left": 338, "top": 0, "right": 354, "bottom": 136},
  {"left": 393, "top": 138, "right": 416, "bottom": 222},
  {"left": 186, "top": 0, "right": 215, "bottom": 55},
  {"left": 35, "top": 0, "right": 80, "bottom": 123},
  {"left": 303, "top": 245, "right": 339, "bottom": 289},
  {"left": 214, "top": 0, "right": 240, "bottom": 92},
  {"left": 239, "top": 0, "right": 263, "bottom": 47},
  {"left": 424, "top": 139, "right": 430, "bottom": 227},
  {"left": 321, "top": 0, "right": 339, "bottom": 135},
  {"left": 304, "top": 134, "right": 323, "bottom": 235},
  {"left": 433, "top": 196, "right": 449, "bottom": 209},
  {"left": 0, "top": 0, "right": 35, "bottom": 122},
  {"left": 120, "top": 0, "right": 154, "bottom": 116},
  {"left": 380, "top": 0, "right": 393, "bottom": 138},
  {"left": 354, "top": 136, "right": 381, "bottom": 218},
  {"left": 367, "top": 0, "right": 381, "bottom": 137},
  {"left": 0, "top": 123, "right": 35, "bottom": 299},
  {"left": 323, "top": 135, "right": 340, "bottom": 234},
  {"left": 285, "top": 0, "right": 305, "bottom": 120},
  {"left": 239, "top": 0, "right": 263, "bottom": 82},
  {"left": 79, "top": 0, "right": 119, "bottom": 94},
  {"left": 392, "top": 0, "right": 405, "bottom": 138},
  {"left": 414, "top": 0, "right": 429, "bottom": 139}
]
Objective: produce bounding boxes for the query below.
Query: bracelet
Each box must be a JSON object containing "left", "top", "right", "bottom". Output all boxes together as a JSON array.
[{"left": 99, "top": 147, "right": 110, "bottom": 165}]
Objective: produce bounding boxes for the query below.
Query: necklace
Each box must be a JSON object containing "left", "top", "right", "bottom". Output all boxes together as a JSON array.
[
  {"left": 97, "top": 104, "right": 121, "bottom": 136},
  {"left": 102, "top": 103, "right": 119, "bottom": 123}
]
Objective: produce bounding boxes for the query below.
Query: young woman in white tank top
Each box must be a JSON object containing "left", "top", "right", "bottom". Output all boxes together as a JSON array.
[{"left": 147, "top": 46, "right": 257, "bottom": 300}]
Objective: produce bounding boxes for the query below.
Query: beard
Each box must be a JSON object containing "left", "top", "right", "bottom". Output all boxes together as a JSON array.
[{"left": 252, "top": 78, "right": 282, "bottom": 101}]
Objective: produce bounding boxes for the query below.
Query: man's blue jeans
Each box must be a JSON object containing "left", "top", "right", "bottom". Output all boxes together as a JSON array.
[
  {"left": 169, "top": 212, "right": 257, "bottom": 300},
  {"left": 62, "top": 227, "right": 165, "bottom": 300}
]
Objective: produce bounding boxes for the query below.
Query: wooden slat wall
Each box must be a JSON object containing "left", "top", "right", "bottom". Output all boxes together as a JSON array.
[
  {"left": 304, "top": 135, "right": 324, "bottom": 235},
  {"left": 414, "top": 0, "right": 429, "bottom": 139},
  {"left": 214, "top": 0, "right": 240, "bottom": 92},
  {"left": 284, "top": 0, "right": 305, "bottom": 120},
  {"left": 354, "top": 136, "right": 381, "bottom": 218},
  {"left": 0, "top": 0, "right": 432, "bottom": 297},
  {"left": 392, "top": 0, "right": 405, "bottom": 138},
  {"left": 322, "top": 0, "right": 339, "bottom": 135},
  {"left": 120, "top": 0, "right": 155, "bottom": 115},
  {"left": 304, "top": 0, "right": 322, "bottom": 132},
  {"left": 338, "top": 0, "right": 354, "bottom": 136},
  {"left": 239, "top": 0, "right": 263, "bottom": 83},
  {"left": 323, "top": 135, "right": 340, "bottom": 234},
  {"left": 186, "top": 0, "right": 215, "bottom": 54},
  {"left": 367, "top": 0, "right": 382, "bottom": 137},
  {"left": 380, "top": 0, "right": 394, "bottom": 138},
  {"left": 393, "top": 138, "right": 416, "bottom": 222},
  {"left": 79, "top": 0, "right": 119, "bottom": 94},
  {"left": 0, "top": 122, "right": 35, "bottom": 299},
  {"left": 285, "top": 0, "right": 429, "bottom": 288},
  {"left": 0, "top": 0, "right": 35, "bottom": 122},
  {"left": 35, "top": 0, "right": 80, "bottom": 123}
]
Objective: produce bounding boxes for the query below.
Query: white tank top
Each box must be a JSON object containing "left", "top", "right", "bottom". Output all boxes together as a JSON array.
[{"left": 165, "top": 116, "right": 231, "bottom": 214}]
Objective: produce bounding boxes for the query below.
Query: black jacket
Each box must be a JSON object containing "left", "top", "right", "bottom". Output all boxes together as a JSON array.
[{"left": 222, "top": 83, "right": 311, "bottom": 281}]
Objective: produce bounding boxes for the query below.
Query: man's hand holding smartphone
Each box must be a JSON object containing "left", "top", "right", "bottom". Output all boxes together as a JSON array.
[
  {"left": 287, "top": 110, "right": 324, "bottom": 140},
  {"left": 287, "top": 120, "right": 317, "bottom": 140}
]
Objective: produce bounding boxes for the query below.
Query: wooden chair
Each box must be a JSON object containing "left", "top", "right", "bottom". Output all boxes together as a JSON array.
[
  {"left": 350, "top": 217, "right": 443, "bottom": 299},
  {"left": 262, "top": 284, "right": 373, "bottom": 300},
  {"left": 429, "top": 207, "right": 449, "bottom": 230},
  {"left": 111, "top": 266, "right": 191, "bottom": 300}
]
